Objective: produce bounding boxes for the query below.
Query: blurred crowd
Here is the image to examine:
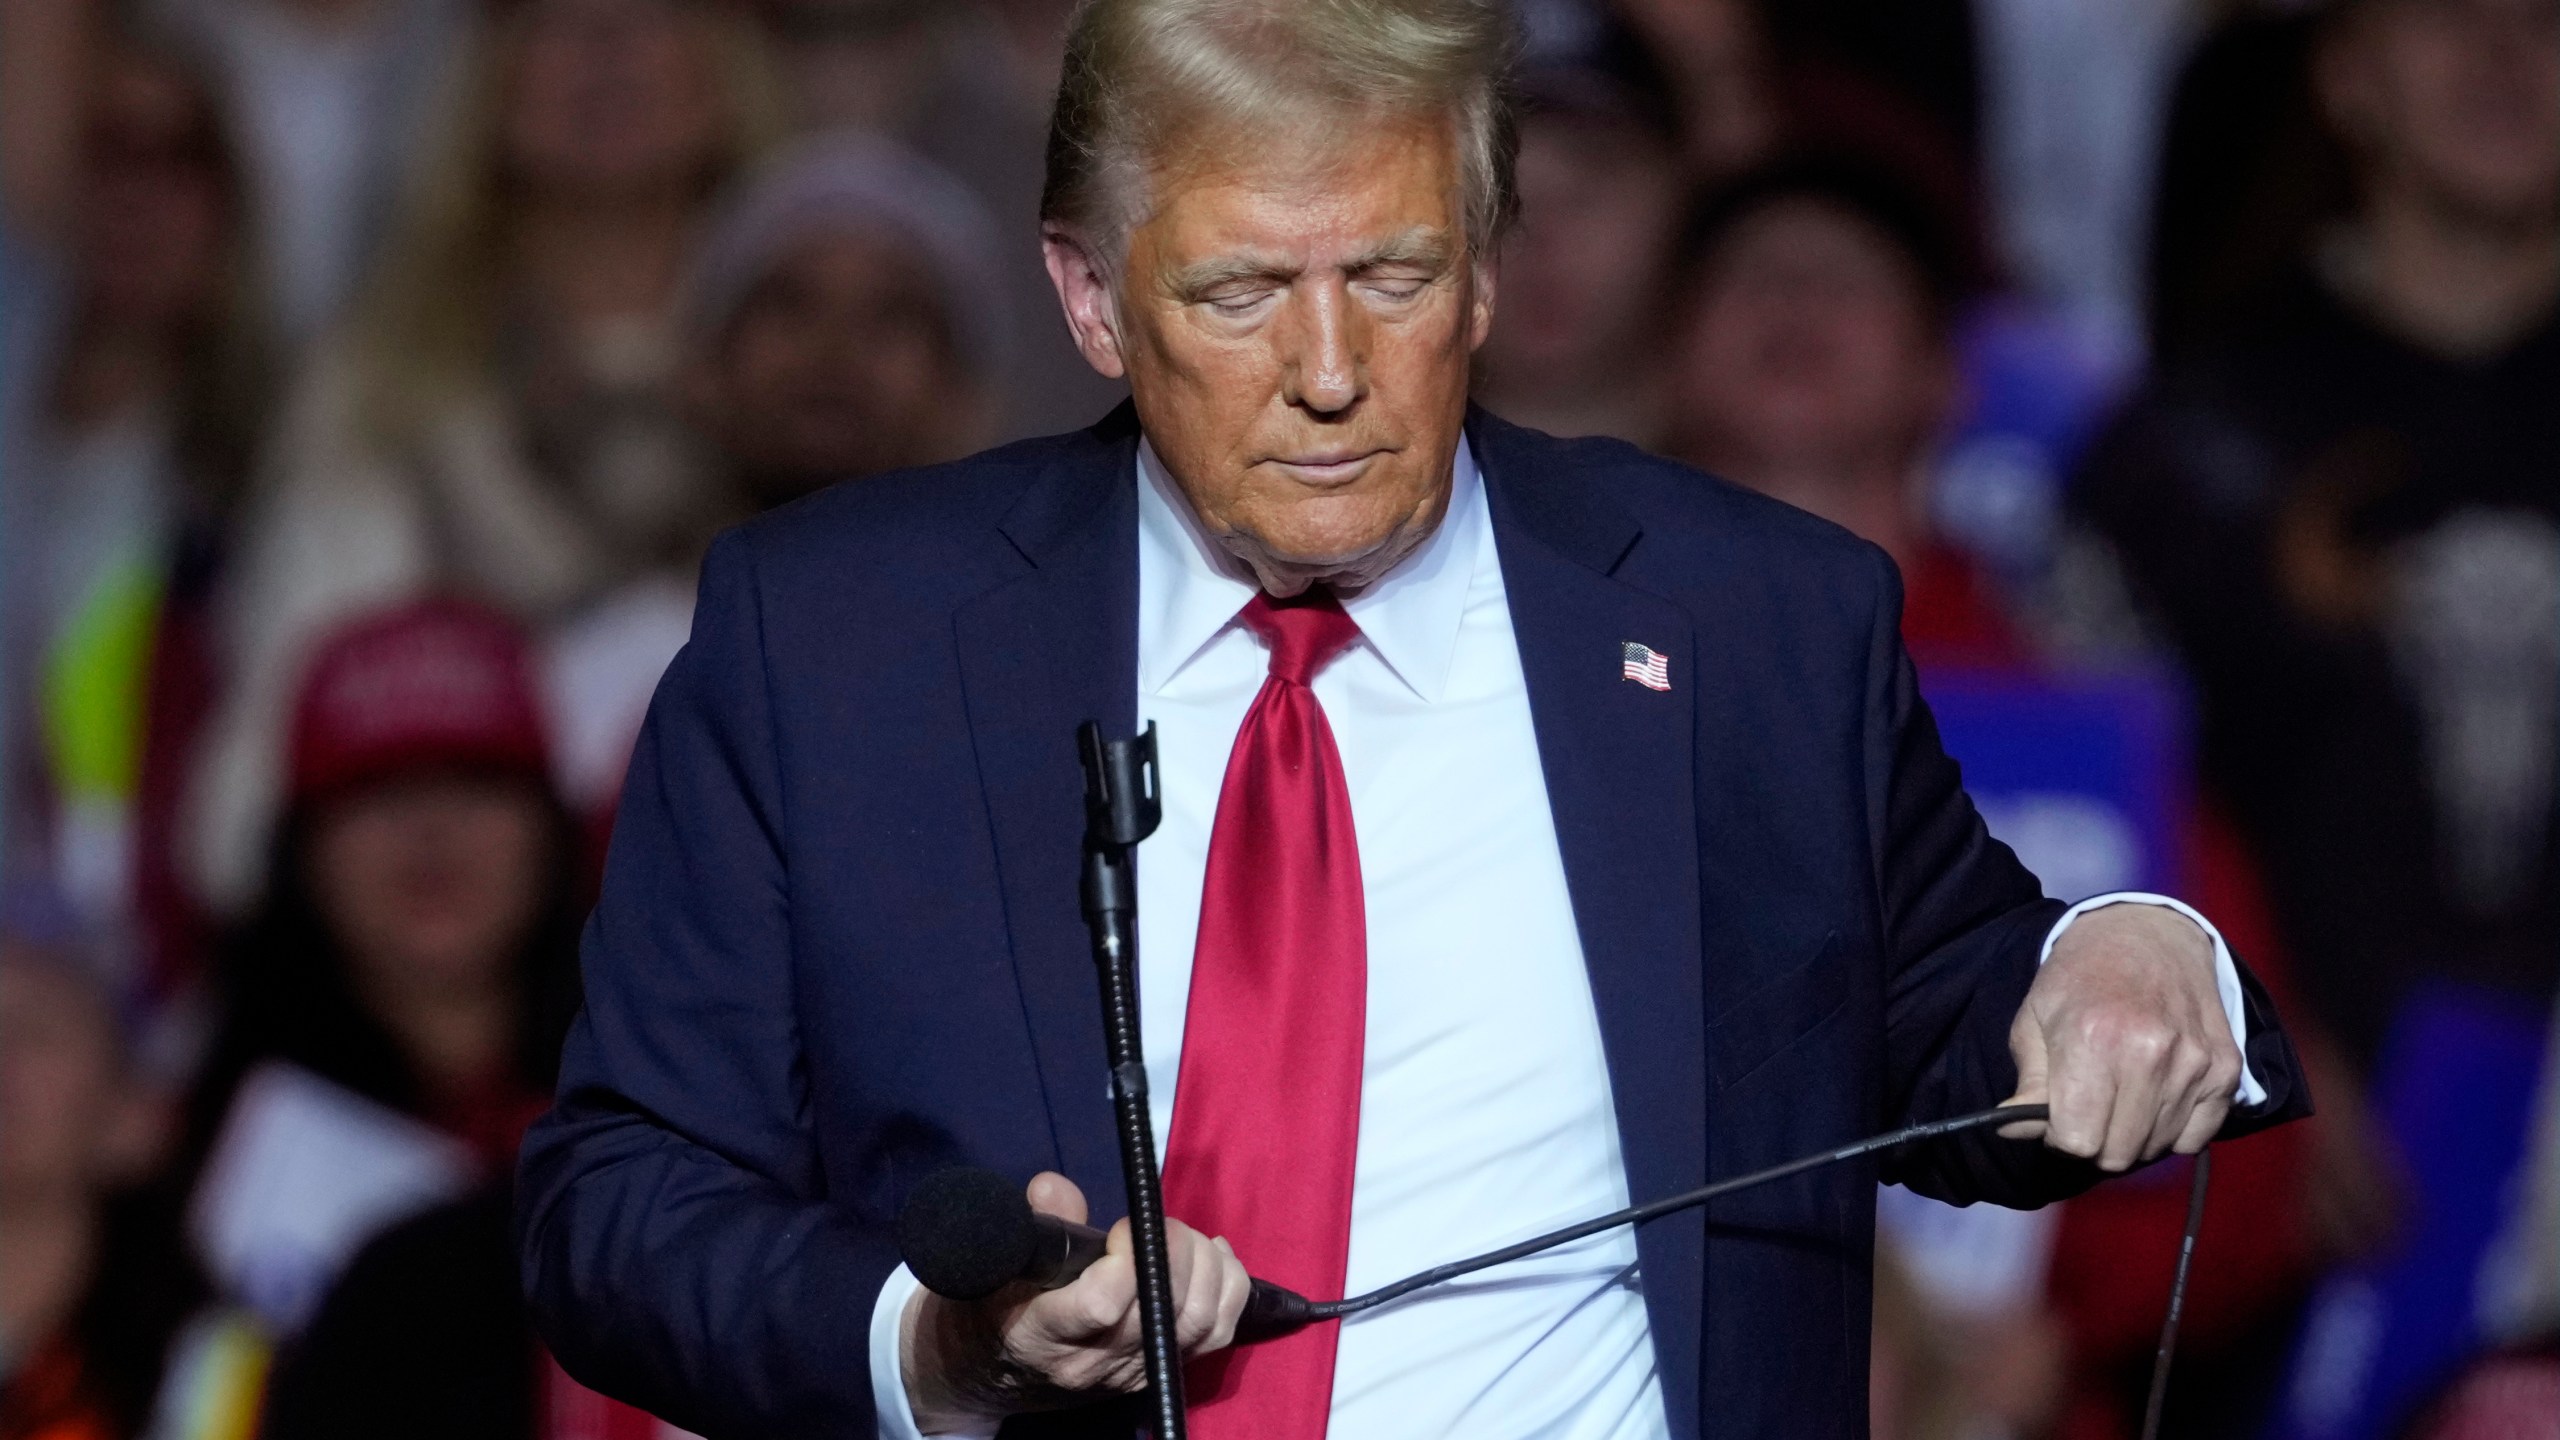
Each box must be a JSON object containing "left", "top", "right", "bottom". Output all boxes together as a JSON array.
[{"left": 1, "top": 2, "right": 2556, "bottom": 1439}]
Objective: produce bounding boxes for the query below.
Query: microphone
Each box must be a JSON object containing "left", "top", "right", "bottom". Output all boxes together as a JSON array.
[
  {"left": 895, "top": 1168, "right": 1317, "bottom": 1339},
  {"left": 895, "top": 1106, "right": 2051, "bottom": 1343},
  {"left": 897, "top": 1105, "right": 2207, "bottom": 1440},
  {"left": 900, "top": 1106, "right": 2053, "bottom": 1343}
]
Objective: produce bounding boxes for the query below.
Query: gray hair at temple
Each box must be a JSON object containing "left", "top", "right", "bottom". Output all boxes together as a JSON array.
[{"left": 1041, "top": 0, "right": 1522, "bottom": 268}]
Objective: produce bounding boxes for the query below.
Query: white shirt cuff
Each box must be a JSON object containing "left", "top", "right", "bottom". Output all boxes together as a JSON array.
[
  {"left": 870, "top": 1263, "right": 999, "bottom": 1440},
  {"left": 2039, "top": 892, "right": 2268, "bottom": 1108}
]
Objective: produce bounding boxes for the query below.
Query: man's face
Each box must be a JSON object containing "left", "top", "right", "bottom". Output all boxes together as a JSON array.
[
  {"left": 1046, "top": 112, "right": 1494, "bottom": 596},
  {"left": 1484, "top": 111, "right": 1682, "bottom": 389},
  {"left": 2324, "top": 0, "right": 2560, "bottom": 225},
  {"left": 1668, "top": 198, "right": 1950, "bottom": 480},
  {"left": 702, "top": 230, "right": 978, "bottom": 507}
]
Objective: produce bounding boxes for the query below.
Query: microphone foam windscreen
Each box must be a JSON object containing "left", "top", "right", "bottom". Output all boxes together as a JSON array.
[{"left": 897, "top": 1167, "right": 1039, "bottom": 1301}]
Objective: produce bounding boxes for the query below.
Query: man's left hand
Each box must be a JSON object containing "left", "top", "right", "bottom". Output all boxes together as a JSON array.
[{"left": 2001, "top": 904, "right": 2243, "bottom": 1171}]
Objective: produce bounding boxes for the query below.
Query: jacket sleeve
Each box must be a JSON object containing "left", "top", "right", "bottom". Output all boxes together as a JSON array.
[
  {"left": 517, "top": 530, "right": 896, "bottom": 1437},
  {"left": 1853, "top": 548, "right": 2310, "bottom": 1207}
]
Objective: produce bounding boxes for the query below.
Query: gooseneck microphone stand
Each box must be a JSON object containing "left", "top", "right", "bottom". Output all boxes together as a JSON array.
[{"left": 1076, "top": 721, "right": 1186, "bottom": 1439}]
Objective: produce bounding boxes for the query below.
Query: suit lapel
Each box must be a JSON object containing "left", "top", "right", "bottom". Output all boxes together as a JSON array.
[
  {"left": 1474, "top": 413, "right": 1710, "bottom": 1440},
  {"left": 953, "top": 412, "right": 1142, "bottom": 1212}
]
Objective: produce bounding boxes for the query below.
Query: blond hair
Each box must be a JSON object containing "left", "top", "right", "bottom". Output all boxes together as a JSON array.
[
  {"left": 1042, "top": 0, "right": 1520, "bottom": 263},
  {"left": 346, "top": 1, "right": 784, "bottom": 445}
]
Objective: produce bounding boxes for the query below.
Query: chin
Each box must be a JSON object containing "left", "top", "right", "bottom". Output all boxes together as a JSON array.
[
  {"left": 1257, "top": 527, "right": 1421, "bottom": 591},
  {"left": 1257, "top": 510, "right": 1401, "bottom": 562}
]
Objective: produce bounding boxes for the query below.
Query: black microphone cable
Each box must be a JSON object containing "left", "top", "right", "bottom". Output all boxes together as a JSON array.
[
  {"left": 2140, "top": 1147, "right": 2211, "bottom": 1440},
  {"left": 901, "top": 1102, "right": 2213, "bottom": 1439},
  {"left": 1306, "top": 1102, "right": 2048, "bottom": 1321},
  {"left": 1301, "top": 1101, "right": 2210, "bottom": 1440}
]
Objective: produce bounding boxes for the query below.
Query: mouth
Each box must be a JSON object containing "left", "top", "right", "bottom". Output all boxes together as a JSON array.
[{"left": 1261, "top": 449, "right": 1388, "bottom": 485}]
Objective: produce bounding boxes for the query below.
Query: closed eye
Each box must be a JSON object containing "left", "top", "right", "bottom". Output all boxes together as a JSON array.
[
  {"left": 1201, "top": 286, "right": 1280, "bottom": 318},
  {"left": 1359, "top": 278, "right": 1430, "bottom": 304}
]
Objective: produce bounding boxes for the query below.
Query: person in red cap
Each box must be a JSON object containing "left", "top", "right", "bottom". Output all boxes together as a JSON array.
[
  {"left": 181, "top": 596, "right": 584, "bottom": 1183},
  {"left": 149, "top": 602, "right": 658, "bottom": 1440},
  {"left": 153, "top": 599, "right": 587, "bottom": 1439}
]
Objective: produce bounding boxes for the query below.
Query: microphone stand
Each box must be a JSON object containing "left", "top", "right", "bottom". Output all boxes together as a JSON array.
[{"left": 1076, "top": 721, "right": 1185, "bottom": 1439}]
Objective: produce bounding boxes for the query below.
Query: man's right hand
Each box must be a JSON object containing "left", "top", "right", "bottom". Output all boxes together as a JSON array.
[{"left": 899, "top": 1171, "right": 1251, "bottom": 1434}]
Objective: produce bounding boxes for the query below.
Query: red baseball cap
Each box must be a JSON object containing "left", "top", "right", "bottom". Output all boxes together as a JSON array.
[{"left": 287, "top": 598, "right": 552, "bottom": 806}]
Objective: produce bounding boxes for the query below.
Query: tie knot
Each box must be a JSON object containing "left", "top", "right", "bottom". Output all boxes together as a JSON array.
[{"left": 1240, "top": 590, "right": 1362, "bottom": 685}]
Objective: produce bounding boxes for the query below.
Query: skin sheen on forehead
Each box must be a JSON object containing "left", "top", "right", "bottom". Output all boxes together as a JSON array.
[{"left": 1122, "top": 117, "right": 1476, "bottom": 324}]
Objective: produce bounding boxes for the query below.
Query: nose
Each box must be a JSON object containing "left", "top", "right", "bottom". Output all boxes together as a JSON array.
[{"left": 1281, "top": 279, "right": 1366, "bottom": 417}]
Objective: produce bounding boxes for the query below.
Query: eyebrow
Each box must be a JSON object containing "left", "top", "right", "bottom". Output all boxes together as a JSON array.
[
  {"left": 1346, "top": 228, "right": 1457, "bottom": 273},
  {"left": 1163, "top": 226, "right": 1459, "bottom": 300}
]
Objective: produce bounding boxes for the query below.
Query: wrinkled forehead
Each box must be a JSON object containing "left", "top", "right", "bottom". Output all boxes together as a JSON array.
[{"left": 1126, "top": 110, "right": 1471, "bottom": 278}]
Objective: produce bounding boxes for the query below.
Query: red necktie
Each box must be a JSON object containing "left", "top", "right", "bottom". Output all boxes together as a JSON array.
[{"left": 1162, "top": 589, "right": 1367, "bottom": 1439}]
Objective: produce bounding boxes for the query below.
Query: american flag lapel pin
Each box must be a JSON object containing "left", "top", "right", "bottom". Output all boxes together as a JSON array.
[{"left": 1620, "top": 641, "right": 1671, "bottom": 691}]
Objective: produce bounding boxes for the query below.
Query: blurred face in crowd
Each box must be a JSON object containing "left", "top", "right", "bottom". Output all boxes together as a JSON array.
[
  {"left": 504, "top": 0, "right": 729, "bottom": 200},
  {"left": 2322, "top": 0, "right": 2560, "bottom": 225},
  {"left": 1047, "top": 111, "right": 1496, "bottom": 596},
  {"left": 1668, "top": 197, "right": 1951, "bottom": 483},
  {"left": 77, "top": 51, "right": 231, "bottom": 331},
  {"left": 699, "top": 228, "right": 982, "bottom": 507},
  {"left": 304, "top": 774, "right": 552, "bottom": 1013},
  {"left": 1482, "top": 108, "right": 1682, "bottom": 393},
  {"left": 0, "top": 948, "right": 160, "bottom": 1207}
]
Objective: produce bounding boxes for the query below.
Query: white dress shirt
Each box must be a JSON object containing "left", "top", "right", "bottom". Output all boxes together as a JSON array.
[{"left": 869, "top": 440, "right": 2259, "bottom": 1438}]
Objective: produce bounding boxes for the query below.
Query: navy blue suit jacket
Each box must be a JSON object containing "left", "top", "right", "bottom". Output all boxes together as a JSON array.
[{"left": 518, "top": 406, "right": 2306, "bottom": 1438}]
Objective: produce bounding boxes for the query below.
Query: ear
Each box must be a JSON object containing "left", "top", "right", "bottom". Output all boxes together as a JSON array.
[
  {"left": 1043, "top": 226, "right": 1129, "bottom": 380},
  {"left": 1466, "top": 251, "right": 1500, "bottom": 353}
]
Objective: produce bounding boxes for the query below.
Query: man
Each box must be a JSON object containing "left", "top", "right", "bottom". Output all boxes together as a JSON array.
[
  {"left": 1662, "top": 158, "right": 2022, "bottom": 669},
  {"left": 519, "top": 3, "right": 2306, "bottom": 1437},
  {"left": 1471, "top": 18, "right": 1685, "bottom": 448}
]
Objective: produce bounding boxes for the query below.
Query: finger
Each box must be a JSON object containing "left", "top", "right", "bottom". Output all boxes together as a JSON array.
[
  {"left": 2173, "top": 1088, "right": 2231, "bottom": 1156},
  {"left": 2173, "top": 1028, "right": 2243, "bottom": 1155},
  {"left": 2041, "top": 1018, "right": 2115, "bottom": 1162},
  {"left": 2170, "top": 1035, "right": 2233, "bottom": 1154},
  {"left": 2140, "top": 1063, "right": 2195, "bottom": 1162},
  {"left": 2150, "top": 987, "right": 2234, "bottom": 1158},
  {"left": 1203, "top": 1237, "right": 1248, "bottom": 1353},
  {"left": 1165, "top": 1224, "right": 1250, "bottom": 1355},
  {"left": 1169, "top": 1225, "right": 1223, "bottom": 1353},
  {"left": 1034, "top": 1217, "right": 1136, "bottom": 1346},
  {"left": 1009, "top": 1245, "right": 1139, "bottom": 1395},
  {"left": 1164, "top": 1218, "right": 1196, "bottom": 1309},
  {"left": 1097, "top": 1219, "right": 1143, "bottom": 1349},
  {"left": 1041, "top": 1243, "right": 1135, "bottom": 1341},
  {"left": 2093, "top": 1022, "right": 2172, "bottom": 1171},
  {"left": 1027, "top": 1171, "right": 1089, "bottom": 1225},
  {"left": 2142, "top": 1034, "right": 2215, "bottom": 1161},
  {"left": 1007, "top": 1215, "right": 1148, "bottom": 1396},
  {"left": 2001, "top": 1006, "right": 2052, "bottom": 1141}
]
